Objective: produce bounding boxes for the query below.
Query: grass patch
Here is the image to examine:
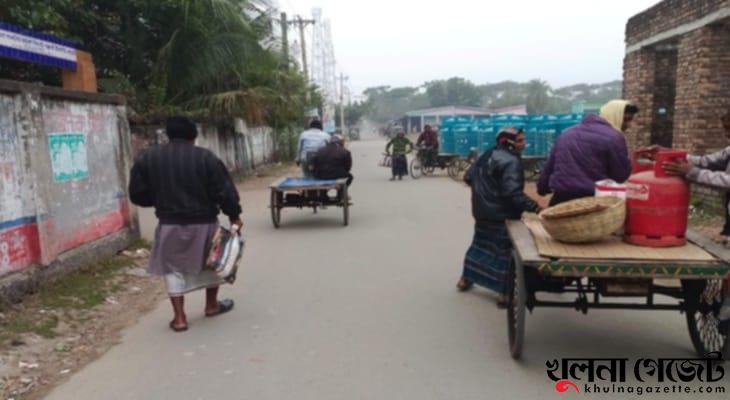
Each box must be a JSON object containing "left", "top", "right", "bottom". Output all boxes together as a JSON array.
[
  {"left": 126, "top": 238, "right": 151, "bottom": 251},
  {"left": 38, "top": 256, "right": 133, "bottom": 310},
  {"left": 4, "top": 315, "right": 59, "bottom": 339},
  {"left": 0, "top": 253, "right": 136, "bottom": 343}
]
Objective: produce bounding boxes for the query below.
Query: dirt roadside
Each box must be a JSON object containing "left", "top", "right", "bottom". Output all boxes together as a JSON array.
[{"left": 0, "top": 162, "right": 298, "bottom": 400}]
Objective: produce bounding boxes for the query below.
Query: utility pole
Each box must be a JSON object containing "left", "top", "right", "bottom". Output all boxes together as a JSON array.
[
  {"left": 280, "top": 12, "right": 289, "bottom": 70},
  {"left": 287, "top": 16, "right": 315, "bottom": 82},
  {"left": 339, "top": 73, "right": 348, "bottom": 137}
]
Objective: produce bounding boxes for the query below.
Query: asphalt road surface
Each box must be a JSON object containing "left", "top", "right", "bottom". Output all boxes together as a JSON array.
[{"left": 46, "top": 138, "right": 728, "bottom": 399}]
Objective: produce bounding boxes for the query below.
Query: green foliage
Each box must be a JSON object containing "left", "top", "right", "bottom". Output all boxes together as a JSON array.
[
  {"left": 360, "top": 86, "right": 428, "bottom": 124},
  {"left": 0, "top": 0, "right": 314, "bottom": 130},
  {"left": 0, "top": 254, "right": 134, "bottom": 343},
  {"left": 359, "top": 79, "right": 623, "bottom": 123},
  {"left": 335, "top": 100, "right": 373, "bottom": 128},
  {"left": 425, "top": 77, "right": 481, "bottom": 108},
  {"left": 525, "top": 79, "right": 551, "bottom": 114}
]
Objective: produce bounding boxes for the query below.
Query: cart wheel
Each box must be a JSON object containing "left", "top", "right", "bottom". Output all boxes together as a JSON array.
[
  {"left": 452, "top": 159, "right": 470, "bottom": 182},
  {"left": 507, "top": 252, "right": 526, "bottom": 360},
  {"left": 270, "top": 190, "right": 281, "bottom": 229},
  {"left": 410, "top": 158, "right": 422, "bottom": 179},
  {"left": 342, "top": 186, "right": 349, "bottom": 226},
  {"left": 447, "top": 161, "right": 458, "bottom": 179},
  {"left": 682, "top": 279, "right": 728, "bottom": 358}
]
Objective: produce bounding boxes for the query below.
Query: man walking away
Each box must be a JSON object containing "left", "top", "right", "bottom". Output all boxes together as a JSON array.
[
  {"left": 129, "top": 116, "right": 243, "bottom": 332},
  {"left": 297, "top": 120, "right": 330, "bottom": 177}
]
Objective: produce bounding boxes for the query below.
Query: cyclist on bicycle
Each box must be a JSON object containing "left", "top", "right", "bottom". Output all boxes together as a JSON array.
[{"left": 416, "top": 125, "right": 439, "bottom": 167}]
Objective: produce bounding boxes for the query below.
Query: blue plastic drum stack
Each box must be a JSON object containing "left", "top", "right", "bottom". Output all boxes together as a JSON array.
[
  {"left": 435, "top": 113, "right": 584, "bottom": 159},
  {"left": 439, "top": 117, "right": 456, "bottom": 154}
]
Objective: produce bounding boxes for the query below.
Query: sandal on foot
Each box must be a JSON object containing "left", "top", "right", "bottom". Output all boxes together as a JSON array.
[
  {"left": 169, "top": 321, "right": 188, "bottom": 332},
  {"left": 456, "top": 278, "right": 473, "bottom": 292},
  {"left": 205, "top": 299, "right": 234, "bottom": 317}
]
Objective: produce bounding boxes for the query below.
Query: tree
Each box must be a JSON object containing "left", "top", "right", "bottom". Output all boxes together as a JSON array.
[
  {"left": 0, "top": 0, "right": 317, "bottom": 133},
  {"left": 360, "top": 86, "right": 428, "bottom": 124},
  {"left": 425, "top": 77, "right": 481, "bottom": 108},
  {"left": 335, "top": 100, "right": 374, "bottom": 128},
  {"left": 525, "top": 79, "right": 552, "bottom": 114}
]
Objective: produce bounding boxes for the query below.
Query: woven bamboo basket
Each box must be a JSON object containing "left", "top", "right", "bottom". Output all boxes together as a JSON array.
[{"left": 539, "top": 197, "right": 626, "bottom": 243}]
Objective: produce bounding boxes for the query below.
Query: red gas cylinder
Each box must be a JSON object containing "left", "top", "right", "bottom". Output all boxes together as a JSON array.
[
  {"left": 631, "top": 148, "right": 655, "bottom": 174},
  {"left": 624, "top": 149, "right": 690, "bottom": 247}
]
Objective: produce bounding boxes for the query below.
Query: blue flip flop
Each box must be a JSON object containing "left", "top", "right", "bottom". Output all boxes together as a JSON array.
[{"left": 206, "top": 299, "right": 234, "bottom": 317}]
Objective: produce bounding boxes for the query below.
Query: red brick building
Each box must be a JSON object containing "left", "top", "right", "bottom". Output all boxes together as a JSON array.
[{"left": 624, "top": 0, "right": 730, "bottom": 211}]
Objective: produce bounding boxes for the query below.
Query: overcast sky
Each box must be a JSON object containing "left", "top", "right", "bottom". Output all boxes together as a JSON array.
[{"left": 279, "top": 0, "right": 660, "bottom": 94}]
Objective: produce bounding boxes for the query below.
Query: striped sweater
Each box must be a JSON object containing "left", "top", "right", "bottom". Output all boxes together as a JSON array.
[{"left": 129, "top": 139, "right": 242, "bottom": 224}]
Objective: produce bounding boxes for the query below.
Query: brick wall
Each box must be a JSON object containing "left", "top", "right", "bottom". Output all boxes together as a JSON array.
[
  {"left": 673, "top": 24, "right": 730, "bottom": 153},
  {"left": 623, "top": 48, "right": 656, "bottom": 149},
  {"left": 626, "top": 0, "right": 730, "bottom": 45},
  {"left": 624, "top": 1, "right": 730, "bottom": 216},
  {"left": 650, "top": 49, "right": 678, "bottom": 147}
]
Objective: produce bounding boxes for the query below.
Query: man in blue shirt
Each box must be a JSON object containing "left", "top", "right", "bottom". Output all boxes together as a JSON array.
[{"left": 296, "top": 120, "right": 330, "bottom": 177}]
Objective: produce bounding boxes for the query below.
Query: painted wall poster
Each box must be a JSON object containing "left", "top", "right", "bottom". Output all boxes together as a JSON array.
[{"left": 48, "top": 132, "right": 89, "bottom": 182}]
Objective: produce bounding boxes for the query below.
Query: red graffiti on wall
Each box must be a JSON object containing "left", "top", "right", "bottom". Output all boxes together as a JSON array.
[{"left": 0, "top": 222, "right": 41, "bottom": 274}]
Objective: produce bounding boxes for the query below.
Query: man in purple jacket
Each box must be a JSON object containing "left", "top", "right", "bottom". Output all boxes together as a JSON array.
[{"left": 538, "top": 100, "right": 639, "bottom": 206}]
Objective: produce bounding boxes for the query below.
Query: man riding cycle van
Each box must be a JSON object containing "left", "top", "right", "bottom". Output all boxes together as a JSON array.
[{"left": 416, "top": 124, "right": 440, "bottom": 167}]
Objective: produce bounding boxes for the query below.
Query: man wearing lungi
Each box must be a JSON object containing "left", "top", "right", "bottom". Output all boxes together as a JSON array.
[
  {"left": 457, "top": 127, "right": 541, "bottom": 306},
  {"left": 385, "top": 130, "right": 413, "bottom": 181},
  {"left": 129, "top": 116, "right": 243, "bottom": 332}
]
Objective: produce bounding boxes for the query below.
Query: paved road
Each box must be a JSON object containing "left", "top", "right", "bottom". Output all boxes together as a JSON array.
[{"left": 46, "top": 139, "right": 726, "bottom": 399}]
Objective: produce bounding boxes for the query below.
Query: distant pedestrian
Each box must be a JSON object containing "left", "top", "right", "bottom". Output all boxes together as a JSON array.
[
  {"left": 129, "top": 116, "right": 243, "bottom": 332},
  {"left": 296, "top": 120, "right": 330, "bottom": 177},
  {"left": 385, "top": 131, "right": 413, "bottom": 180},
  {"left": 457, "top": 127, "right": 541, "bottom": 306}
]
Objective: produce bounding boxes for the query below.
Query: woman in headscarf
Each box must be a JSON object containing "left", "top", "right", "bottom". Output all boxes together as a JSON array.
[
  {"left": 537, "top": 100, "right": 638, "bottom": 206},
  {"left": 456, "top": 127, "right": 541, "bottom": 304}
]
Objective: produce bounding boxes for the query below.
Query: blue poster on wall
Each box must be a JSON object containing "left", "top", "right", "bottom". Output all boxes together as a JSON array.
[{"left": 48, "top": 133, "right": 89, "bottom": 182}]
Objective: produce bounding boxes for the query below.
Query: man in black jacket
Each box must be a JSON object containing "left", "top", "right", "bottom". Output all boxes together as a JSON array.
[
  {"left": 457, "top": 127, "right": 541, "bottom": 305},
  {"left": 311, "top": 134, "right": 353, "bottom": 187},
  {"left": 129, "top": 117, "right": 243, "bottom": 332}
]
